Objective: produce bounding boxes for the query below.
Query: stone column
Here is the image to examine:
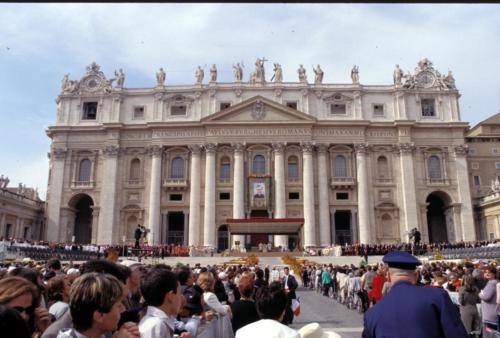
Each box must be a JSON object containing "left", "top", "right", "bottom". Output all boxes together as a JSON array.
[
  {"left": 273, "top": 142, "right": 288, "bottom": 249},
  {"left": 232, "top": 143, "right": 246, "bottom": 249},
  {"left": 454, "top": 145, "right": 476, "bottom": 241},
  {"left": 188, "top": 145, "right": 202, "bottom": 247},
  {"left": 97, "top": 145, "right": 120, "bottom": 245},
  {"left": 46, "top": 148, "right": 67, "bottom": 243},
  {"left": 355, "top": 144, "right": 371, "bottom": 244},
  {"left": 203, "top": 143, "right": 217, "bottom": 248},
  {"left": 398, "top": 143, "right": 419, "bottom": 238},
  {"left": 90, "top": 206, "right": 100, "bottom": 244},
  {"left": 0, "top": 213, "right": 5, "bottom": 238},
  {"left": 317, "top": 144, "right": 331, "bottom": 247},
  {"left": 302, "top": 142, "right": 316, "bottom": 248},
  {"left": 183, "top": 212, "right": 189, "bottom": 246},
  {"left": 146, "top": 145, "right": 163, "bottom": 245}
]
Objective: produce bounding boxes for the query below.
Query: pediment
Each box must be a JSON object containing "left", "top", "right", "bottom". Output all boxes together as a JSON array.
[{"left": 201, "top": 95, "right": 316, "bottom": 124}]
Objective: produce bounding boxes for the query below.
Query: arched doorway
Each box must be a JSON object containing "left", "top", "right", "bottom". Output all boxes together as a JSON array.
[
  {"left": 217, "top": 225, "right": 229, "bottom": 252},
  {"left": 69, "top": 194, "right": 94, "bottom": 244},
  {"left": 126, "top": 215, "right": 138, "bottom": 241},
  {"left": 426, "top": 192, "right": 451, "bottom": 243}
]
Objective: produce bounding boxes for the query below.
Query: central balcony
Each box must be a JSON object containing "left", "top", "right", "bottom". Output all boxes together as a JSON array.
[
  {"left": 163, "top": 178, "right": 189, "bottom": 190},
  {"left": 330, "top": 177, "right": 356, "bottom": 189}
]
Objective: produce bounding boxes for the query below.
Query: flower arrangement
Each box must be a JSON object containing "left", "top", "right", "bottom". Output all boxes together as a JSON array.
[{"left": 281, "top": 254, "right": 303, "bottom": 283}]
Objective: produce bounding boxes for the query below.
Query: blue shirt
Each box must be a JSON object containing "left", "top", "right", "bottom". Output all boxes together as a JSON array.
[{"left": 363, "top": 281, "right": 467, "bottom": 338}]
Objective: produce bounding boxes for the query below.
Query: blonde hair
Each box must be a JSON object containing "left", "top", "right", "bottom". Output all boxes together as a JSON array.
[
  {"left": 0, "top": 276, "right": 38, "bottom": 306},
  {"left": 197, "top": 272, "right": 215, "bottom": 292}
]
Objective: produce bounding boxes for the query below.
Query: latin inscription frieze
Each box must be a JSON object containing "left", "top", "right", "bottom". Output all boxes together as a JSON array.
[
  {"left": 206, "top": 127, "right": 311, "bottom": 137},
  {"left": 153, "top": 129, "right": 205, "bottom": 138}
]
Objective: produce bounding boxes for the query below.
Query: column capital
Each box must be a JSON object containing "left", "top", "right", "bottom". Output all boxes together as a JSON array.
[
  {"left": 300, "top": 142, "right": 314, "bottom": 154},
  {"left": 272, "top": 142, "right": 286, "bottom": 154},
  {"left": 51, "top": 148, "right": 67, "bottom": 160},
  {"left": 188, "top": 144, "right": 202, "bottom": 155},
  {"left": 102, "top": 145, "right": 120, "bottom": 157},
  {"left": 231, "top": 142, "right": 246, "bottom": 154},
  {"left": 204, "top": 143, "right": 217, "bottom": 154},
  {"left": 354, "top": 143, "right": 370, "bottom": 154},
  {"left": 147, "top": 145, "right": 163, "bottom": 157},
  {"left": 453, "top": 144, "right": 468, "bottom": 156},
  {"left": 316, "top": 143, "right": 329, "bottom": 154},
  {"left": 397, "top": 142, "right": 416, "bottom": 154}
]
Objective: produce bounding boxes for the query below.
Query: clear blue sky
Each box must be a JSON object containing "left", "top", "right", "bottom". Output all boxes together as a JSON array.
[{"left": 1, "top": 4, "right": 499, "bottom": 199}]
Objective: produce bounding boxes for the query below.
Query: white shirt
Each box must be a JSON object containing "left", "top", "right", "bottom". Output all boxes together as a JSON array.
[
  {"left": 49, "top": 301, "right": 69, "bottom": 320},
  {"left": 236, "top": 319, "right": 300, "bottom": 338},
  {"left": 139, "top": 305, "right": 175, "bottom": 338}
]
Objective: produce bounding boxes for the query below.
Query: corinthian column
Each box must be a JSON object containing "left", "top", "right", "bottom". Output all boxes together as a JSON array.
[
  {"left": 273, "top": 142, "right": 288, "bottom": 248},
  {"left": 302, "top": 142, "right": 316, "bottom": 248},
  {"left": 188, "top": 145, "right": 202, "bottom": 246},
  {"left": 46, "top": 148, "right": 67, "bottom": 243},
  {"left": 355, "top": 144, "right": 371, "bottom": 244},
  {"left": 454, "top": 145, "right": 476, "bottom": 241},
  {"left": 203, "top": 143, "right": 217, "bottom": 247},
  {"left": 232, "top": 143, "right": 246, "bottom": 248},
  {"left": 147, "top": 145, "right": 163, "bottom": 244},
  {"left": 397, "top": 143, "right": 419, "bottom": 238},
  {"left": 97, "top": 145, "right": 120, "bottom": 244},
  {"left": 317, "top": 144, "right": 331, "bottom": 246}
]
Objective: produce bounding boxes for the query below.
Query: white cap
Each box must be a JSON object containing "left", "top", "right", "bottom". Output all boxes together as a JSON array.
[
  {"left": 67, "top": 268, "right": 80, "bottom": 275},
  {"left": 298, "top": 323, "right": 341, "bottom": 338},
  {"left": 218, "top": 272, "right": 227, "bottom": 280}
]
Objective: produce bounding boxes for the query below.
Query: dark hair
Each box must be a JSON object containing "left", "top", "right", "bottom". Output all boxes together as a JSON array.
[
  {"left": 119, "top": 265, "right": 132, "bottom": 282},
  {"left": 47, "top": 258, "right": 62, "bottom": 271},
  {"left": 141, "top": 268, "right": 178, "bottom": 307},
  {"left": 255, "top": 269, "right": 264, "bottom": 280},
  {"left": 255, "top": 282, "right": 287, "bottom": 320},
  {"left": 177, "top": 267, "right": 192, "bottom": 285},
  {"left": 79, "top": 260, "right": 126, "bottom": 283},
  {"left": 0, "top": 304, "right": 30, "bottom": 338}
]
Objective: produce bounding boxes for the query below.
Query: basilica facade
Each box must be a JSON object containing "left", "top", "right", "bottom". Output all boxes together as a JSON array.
[{"left": 45, "top": 58, "right": 476, "bottom": 249}]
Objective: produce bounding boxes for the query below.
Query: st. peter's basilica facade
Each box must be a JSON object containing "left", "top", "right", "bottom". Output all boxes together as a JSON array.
[{"left": 45, "top": 58, "right": 476, "bottom": 250}]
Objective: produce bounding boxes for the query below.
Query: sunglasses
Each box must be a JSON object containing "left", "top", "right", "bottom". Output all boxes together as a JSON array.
[{"left": 12, "top": 305, "right": 35, "bottom": 315}]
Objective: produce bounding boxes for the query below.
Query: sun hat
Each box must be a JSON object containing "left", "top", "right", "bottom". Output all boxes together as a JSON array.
[{"left": 298, "top": 323, "right": 341, "bottom": 338}]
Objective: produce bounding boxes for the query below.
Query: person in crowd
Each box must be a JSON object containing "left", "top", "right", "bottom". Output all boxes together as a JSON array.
[
  {"left": 322, "top": 266, "right": 332, "bottom": 297},
  {"left": 236, "top": 282, "right": 300, "bottom": 338},
  {"left": 0, "top": 303, "right": 31, "bottom": 338},
  {"left": 46, "top": 275, "right": 71, "bottom": 320},
  {"left": 363, "top": 251, "right": 468, "bottom": 338},
  {"left": 213, "top": 270, "right": 229, "bottom": 305},
  {"left": 0, "top": 275, "right": 51, "bottom": 337},
  {"left": 45, "top": 259, "right": 63, "bottom": 281},
  {"left": 479, "top": 266, "right": 499, "bottom": 336},
  {"left": 231, "top": 273, "right": 259, "bottom": 334},
  {"left": 139, "top": 267, "right": 184, "bottom": 338},
  {"left": 57, "top": 272, "right": 138, "bottom": 338},
  {"left": 281, "top": 267, "right": 298, "bottom": 325},
  {"left": 197, "top": 271, "right": 231, "bottom": 316},
  {"left": 458, "top": 275, "right": 480, "bottom": 337},
  {"left": 380, "top": 269, "right": 392, "bottom": 298},
  {"left": 362, "top": 266, "right": 376, "bottom": 297},
  {"left": 368, "top": 267, "right": 386, "bottom": 306},
  {"left": 9, "top": 266, "right": 48, "bottom": 309},
  {"left": 254, "top": 268, "right": 267, "bottom": 290}
]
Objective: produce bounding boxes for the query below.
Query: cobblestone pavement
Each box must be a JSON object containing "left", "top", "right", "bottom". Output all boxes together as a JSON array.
[{"left": 289, "top": 287, "right": 364, "bottom": 338}]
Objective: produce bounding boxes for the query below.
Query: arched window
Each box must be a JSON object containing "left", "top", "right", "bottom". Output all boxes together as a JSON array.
[
  {"left": 377, "top": 156, "right": 389, "bottom": 178},
  {"left": 334, "top": 155, "right": 347, "bottom": 177},
  {"left": 129, "top": 158, "right": 141, "bottom": 180},
  {"left": 428, "top": 155, "right": 442, "bottom": 179},
  {"left": 79, "top": 159, "right": 92, "bottom": 182},
  {"left": 253, "top": 155, "right": 266, "bottom": 174},
  {"left": 288, "top": 155, "right": 299, "bottom": 179},
  {"left": 220, "top": 156, "right": 231, "bottom": 180},
  {"left": 171, "top": 157, "right": 185, "bottom": 179}
]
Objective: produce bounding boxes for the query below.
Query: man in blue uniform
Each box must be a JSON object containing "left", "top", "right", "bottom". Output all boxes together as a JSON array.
[{"left": 362, "top": 251, "right": 467, "bottom": 338}]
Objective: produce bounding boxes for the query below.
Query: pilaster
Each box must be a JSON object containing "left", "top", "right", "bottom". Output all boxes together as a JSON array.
[
  {"left": 97, "top": 145, "right": 120, "bottom": 245},
  {"left": 188, "top": 145, "right": 202, "bottom": 246},
  {"left": 46, "top": 148, "right": 67, "bottom": 243},
  {"left": 355, "top": 143, "right": 371, "bottom": 244},
  {"left": 317, "top": 144, "right": 331, "bottom": 246},
  {"left": 454, "top": 145, "right": 476, "bottom": 241},
  {"left": 301, "top": 142, "right": 316, "bottom": 247},
  {"left": 146, "top": 145, "right": 163, "bottom": 244}
]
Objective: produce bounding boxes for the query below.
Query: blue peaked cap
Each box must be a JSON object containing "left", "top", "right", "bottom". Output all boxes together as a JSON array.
[{"left": 383, "top": 251, "right": 422, "bottom": 269}]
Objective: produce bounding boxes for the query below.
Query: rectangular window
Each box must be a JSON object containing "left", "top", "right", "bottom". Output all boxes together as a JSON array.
[
  {"left": 336, "top": 192, "right": 349, "bottom": 200},
  {"left": 219, "top": 192, "right": 230, "bottom": 200},
  {"left": 82, "top": 102, "right": 98, "bottom": 120},
  {"left": 473, "top": 175, "right": 481, "bottom": 186},
  {"left": 421, "top": 99, "right": 435, "bottom": 117},
  {"left": 471, "top": 162, "right": 479, "bottom": 170},
  {"left": 495, "top": 162, "right": 500, "bottom": 169},
  {"left": 133, "top": 106, "right": 144, "bottom": 120},
  {"left": 171, "top": 105, "right": 187, "bottom": 116},
  {"left": 373, "top": 104, "right": 384, "bottom": 116},
  {"left": 286, "top": 101, "right": 298, "bottom": 110},
  {"left": 169, "top": 194, "right": 183, "bottom": 201},
  {"left": 288, "top": 192, "right": 300, "bottom": 200},
  {"left": 219, "top": 102, "right": 231, "bottom": 111},
  {"left": 330, "top": 103, "right": 346, "bottom": 115}
]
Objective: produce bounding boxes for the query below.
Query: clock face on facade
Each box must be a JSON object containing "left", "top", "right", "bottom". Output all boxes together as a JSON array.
[
  {"left": 416, "top": 71, "right": 436, "bottom": 88},
  {"left": 82, "top": 75, "right": 102, "bottom": 92}
]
